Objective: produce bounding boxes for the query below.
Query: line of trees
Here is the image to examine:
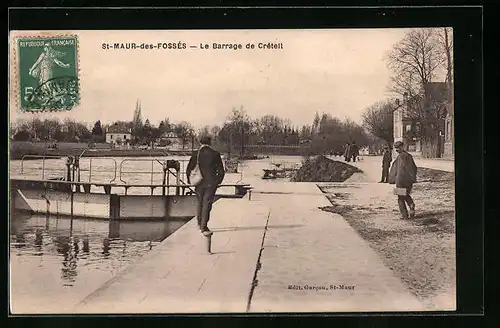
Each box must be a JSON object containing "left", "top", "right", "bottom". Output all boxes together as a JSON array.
[
  {"left": 10, "top": 106, "right": 371, "bottom": 156},
  {"left": 361, "top": 100, "right": 394, "bottom": 146},
  {"left": 9, "top": 102, "right": 198, "bottom": 149},
  {"left": 10, "top": 117, "right": 92, "bottom": 143},
  {"left": 12, "top": 91, "right": 378, "bottom": 159},
  {"left": 205, "top": 107, "right": 370, "bottom": 156}
]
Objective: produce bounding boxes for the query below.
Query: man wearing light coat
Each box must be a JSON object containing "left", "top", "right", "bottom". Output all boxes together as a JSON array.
[{"left": 389, "top": 141, "right": 418, "bottom": 219}]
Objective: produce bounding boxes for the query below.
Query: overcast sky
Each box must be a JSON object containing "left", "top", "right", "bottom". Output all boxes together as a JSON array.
[{"left": 9, "top": 29, "right": 413, "bottom": 129}]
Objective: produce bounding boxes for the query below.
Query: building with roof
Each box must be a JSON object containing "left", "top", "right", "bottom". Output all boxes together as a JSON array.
[
  {"left": 106, "top": 124, "right": 132, "bottom": 144},
  {"left": 157, "top": 131, "right": 184, "bottom": 149},
  {"left": 393, "top": 92, "right": 422, "bottom": 153},
  {"left": 393, "top": 82, "right": 450, "bottom": 158}
]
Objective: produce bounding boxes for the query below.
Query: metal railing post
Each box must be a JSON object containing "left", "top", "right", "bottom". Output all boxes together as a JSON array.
[
  {"left": 175, "top": 171, "right": 180, "bottom": 196},
  {"left": 119, "top": 160, "right": 126, "bottom": 183},
  {"left": 109, "top": 159, "right": 117, "bottom": 183},
  {"left": 89, "top": 158, "right": 93, "bottom": 182},
  {"left": 151, "top": 160, "right": 154, "bottom": 185},
  {"left": 162, "top": 162, "right": 167, "bottom": 196},
  {"left": 41, "top": 157, "right": 46, "bottom": 180},
  {"left": 166, "top": 170, "right": 170, "bottom": 196}
]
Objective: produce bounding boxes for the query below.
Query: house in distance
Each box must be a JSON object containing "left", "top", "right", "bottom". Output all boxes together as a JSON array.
[{"left": 106, "top": 123, "right": 132, "bottom": 145}]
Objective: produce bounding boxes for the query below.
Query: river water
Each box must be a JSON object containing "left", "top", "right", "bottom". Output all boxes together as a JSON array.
[{"left": 9, "top": 155, "right": 304, "bottom": 313}]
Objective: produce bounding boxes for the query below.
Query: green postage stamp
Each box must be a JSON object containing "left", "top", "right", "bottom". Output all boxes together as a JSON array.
[{"left": 13, "top": 34, "right": 80, "bottom": 112}]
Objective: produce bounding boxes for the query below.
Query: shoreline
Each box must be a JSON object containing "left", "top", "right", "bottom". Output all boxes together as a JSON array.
[
  {"left": 9, "top": 148, "right": 196, "bottom": 160},
  {"left": 10, "top": 142, "right": 281, "bottom": 161},
  {"left": 9, "top": 149, "right": 272, "bottom": 160}
]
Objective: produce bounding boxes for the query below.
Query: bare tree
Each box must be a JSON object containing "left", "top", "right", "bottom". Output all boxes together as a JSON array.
[
  {"left": 210, "top": 125, "right": 221, "bottom": 143},
  {"left": 173, "top": 121, "right": 194, "bottom": 150},
  {"left": 386, "top": 28, "right": 447, "bottom": 158},
  {"left": 255, "top": 115, "right": 285, "bottom": 144},
  {"left": 362, "top": 100, "right": 394, "bottom": 145},
  {"left": 438, "top": 27, "right": 454, "bottom": 120},
  {"left": 223, "top": 106, "right": 252, "bottom": 157},
  {"left": 436, "top": 28, "right": 453, "bottom": 86},
  {"left": 387, "top": 28, "right": 445, "bottom": 99},
  {"left": 132, "top": 99, "right": 143, "bottom": 139},
  {"left": 197, "top": 125, "right": 211, "bottom": 140}
]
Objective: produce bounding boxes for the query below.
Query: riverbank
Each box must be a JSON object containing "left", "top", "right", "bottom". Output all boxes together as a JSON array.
[
  {"left": 10, "top": 142, "right": 282, "bottom": 160},
  {"left": 9, "top": 141, "right": 195, "bottom": 160},
  {"left": 318, "top": 167, "right": 456, "bottom": 311}
]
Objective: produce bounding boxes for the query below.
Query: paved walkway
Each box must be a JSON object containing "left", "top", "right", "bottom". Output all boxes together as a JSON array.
[
  {"left": 414, "top": 157, "right": 454, "bottom": 172},
  {"left": 75, "top": 198, "right": 269, "bottom": 313},
  {"left": 75, "top": 180, "right": 424, "bottom": 313},
  {"left": 249, "top": 183, "right": 423, "bottom": 312}
]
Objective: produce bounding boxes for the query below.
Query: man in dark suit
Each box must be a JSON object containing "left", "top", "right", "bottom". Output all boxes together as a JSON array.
[
  {"left": 379, "top": 145, "right": 392, "bottom": 183},
  {"left": 186, "top": 135, "right": 225, "bottom": 234},
  {"left": 350, "top": 141, "right": 359, "bottom": 162},
  {"left": 343, "top": 143, "right": 351, "bottom": 162}
]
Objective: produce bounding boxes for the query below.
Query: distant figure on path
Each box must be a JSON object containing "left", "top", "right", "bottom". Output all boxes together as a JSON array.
[
  {"left": 350, "top": 141, "right": 359, "bottom": 162},
  {"left": 344, "top": 143, "right": 351, "bottom": 162},
  {"left": 379, "top": 145, "right": 392, "bottom": 183},
  {"left": 389, "top": 141, "right": 417, "bottom": 219},
  {"left": 186, "top": 135, "right": 225, "bottom": 234}
]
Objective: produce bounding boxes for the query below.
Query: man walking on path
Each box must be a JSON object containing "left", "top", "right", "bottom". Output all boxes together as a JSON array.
[
  {"left": 379, "top": 145, "right": 392, "bottom": 183},
  {"left": 186, "top": 136, "right": 225, "bottom": 234},
  {"left": 389, "top": 141, "right": 417, "bottom": 219},
  {"left": 350, "top": 141, "right": 359, "bottom": 162},
  {"left": 344, "top": 143, "right": 351, "bottom": 162}
]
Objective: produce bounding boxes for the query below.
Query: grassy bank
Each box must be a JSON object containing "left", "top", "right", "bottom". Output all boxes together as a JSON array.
[{"left": 318, "top": 167, "right": 456, "bottom": 310}]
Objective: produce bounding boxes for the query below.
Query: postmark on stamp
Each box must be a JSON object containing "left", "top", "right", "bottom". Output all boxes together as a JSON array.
[{"left": 13, "top": 35, "right": 80, "bottom": 112}]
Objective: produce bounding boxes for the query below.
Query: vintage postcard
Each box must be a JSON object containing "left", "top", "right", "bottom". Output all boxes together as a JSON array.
[{"left": 9, "top": 29, "right": 456, "bottom": 314}]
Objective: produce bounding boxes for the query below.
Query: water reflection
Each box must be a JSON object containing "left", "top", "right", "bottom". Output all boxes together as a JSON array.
[
  {"left": 33, "top": 230, "right": 43, "bottom": 256},
  {"left": 13, "top": 233, "right": 26, "bottom": 249},
  {"left": 11, "top": 215, "right": 29, "bottom": 249},
  {"left": 10, "top": 212, "right": 191, "bottom": 293},
  {"left": 109, "top": 220, "right": 120, "bottom": 239},
  {"left": 53, "top": 235, "right": 79, "bottom": 285},
  {"left": 82, "top": 236, "right": 90, "bottom": 253},
  {"left": 102, "top": 238, "right": 111, "bottom": 257},
  {"left": 9, "top": 155, "right": 299, "bottom": 311}
]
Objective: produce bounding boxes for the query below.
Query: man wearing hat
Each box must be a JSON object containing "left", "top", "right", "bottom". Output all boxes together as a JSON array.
[
  {"left": 186, "top": 135, "right": 225, "bottom": 235},
  {"left": 390, "top": 141, "right": 417, "bottom": 219},
  {"left": 379, "top": 144, "right": 392, "bottom": 183}
]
